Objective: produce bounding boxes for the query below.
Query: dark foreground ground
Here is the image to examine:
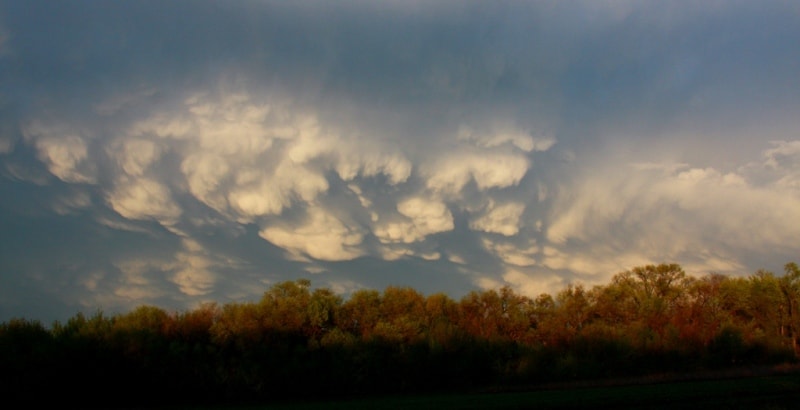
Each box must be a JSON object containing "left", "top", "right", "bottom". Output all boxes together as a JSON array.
[
  {"left": 247, "top": 364, "right": 800, "bottom": 410},
  {"left": 111, "top": 364, "right": 800, "bottom": 410}
]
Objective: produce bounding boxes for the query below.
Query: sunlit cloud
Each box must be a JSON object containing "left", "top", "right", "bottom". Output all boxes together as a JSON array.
[
  {"left": 469, "top": 201, "right": 526, "bottom": 236},
  {"left": 424, "top": 150, "right": 530, "bottom": 195},
  {"left": 107, "top": 177, "right": 182, "bottom": 226},
  {"left": 24, "top": 123, "right": 96, "bottom": 184},
  {"left": 502, "top": 268, "right": 565, "bottom": 298},
  {"left": 545, "top": 142, "right": 800, "bottom": 281},
  {"left": 481, "top": 238, "right": 538, "bottom": 267},
  {"left": 259, "top": 206, "right": 366, "bottom": 262},
  {"left": 1, "top": 0, "right": 799, "bottom": 324}
]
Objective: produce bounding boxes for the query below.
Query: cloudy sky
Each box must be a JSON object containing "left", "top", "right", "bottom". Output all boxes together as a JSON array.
[{"left": 1, "top": 0, "right": 799, "bottom": 325}]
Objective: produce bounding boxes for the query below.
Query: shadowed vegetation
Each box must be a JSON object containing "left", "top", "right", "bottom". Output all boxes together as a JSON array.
[{"left": 2, "top": 263, "right": 800, "bottom": 408}]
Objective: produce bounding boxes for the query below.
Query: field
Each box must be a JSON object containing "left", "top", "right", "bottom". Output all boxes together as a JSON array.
[{"left": 245, "top": 366, "right": 800, "bottom": 410}]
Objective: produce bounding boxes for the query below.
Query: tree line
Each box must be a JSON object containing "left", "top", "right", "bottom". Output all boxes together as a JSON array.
[{"left": 2, "top": 263, "right": 799, "bottom": 407}]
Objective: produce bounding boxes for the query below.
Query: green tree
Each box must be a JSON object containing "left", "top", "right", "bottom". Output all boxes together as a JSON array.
[
  {"left": 111, "top": 305, "right": 171, "bottom": 357},
  {"left": 680, "top": 273, "right": 734, "bottom": 347},
  {"left": 209, "top": 301, "right": 265, "bottom": 349},
  {"left": 609, "top": 264, "right": 692, "bottom": 344},
  {"left": 748, "top": 270, "right": 783, "bottom": 341},
  {"left": 307, "top": 287, "right": 342, "bottom": 340},
  {"left": 260, "top": 279, "right": 313, "bottom": 334},
  {"left": 169, "top": 302, "right": 218, "bottom": 344},
  {"left": 374, "top": 286, "right": 426, "bottom": 343},
  {"left": 424, "top": 292, "right": 461, "bottom": 349},
  {"left": 337, "top": 289, "right": 382, "bottom": 339},
  {"left": 524, "top": 293, "right": 556, "bottom": 345},
  {"left": 780, "top": 262, "right": 800, "bottom": 354},
  {"left": 550, "top": 284, "right": 593, "bottom": 346},
  {"left": 114, "top": 305, "right": 170, "bottom": 333}
]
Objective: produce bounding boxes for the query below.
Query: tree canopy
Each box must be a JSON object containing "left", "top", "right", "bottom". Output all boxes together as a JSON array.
[{"left": 2, "top": 262, "right": 799, "bottom": 407}]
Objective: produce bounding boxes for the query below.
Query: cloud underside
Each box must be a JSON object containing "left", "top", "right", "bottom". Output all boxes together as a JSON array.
[
  {"left": 2, "top": 0, "right": 800, "bottom": 319},
  {"left": 15, "top": 84, "right": 800, "bottom": 301}
]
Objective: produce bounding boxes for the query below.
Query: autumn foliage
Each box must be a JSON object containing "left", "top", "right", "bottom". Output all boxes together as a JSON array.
[{"left": 2, "top": 263, "right": 800, "bottom": 407}]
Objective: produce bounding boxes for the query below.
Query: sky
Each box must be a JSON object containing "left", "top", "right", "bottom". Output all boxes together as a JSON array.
[{"left": 1, "top": 0, "right": 799, "bottom": 325}]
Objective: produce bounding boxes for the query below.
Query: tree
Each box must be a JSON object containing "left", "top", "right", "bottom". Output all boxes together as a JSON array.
[
  {"left": 374, "top": 286, "right": 426, "bottom": 343},
  {"left": 209, "top": 302, "right": 265, "bottom": 349},
  {"left": 609, "top": 264, "right": 691, "bottom": 341},
  {"left": 679, "top": 273, "right": 733, "bottom": 347},
  {"left": 114, "top": 305, "right": 170, "bottom": 333},
  {"left": 111, "top": 305, "right": 171, "bottom": 356},
  {"left": 549, "top": 284, "right": 593, "bottom": 346},
  {"left": 336, "top": 289, "right": 382, "bottom": 339},
  {"left": 457, "top": 287, "right": 531, "bottom": 342},
  {"left": 169, "top": 302, "right": 218, "bottom": 344},
  {"left": 525, "top": 293, "right": 556, "bottom": 345},
  {"left": 424, "top": 292, "right": 459, "bottom": 327},
  {"left": 424, "top": 293, "right": 461, "bottom": 349},
  {"left": 307, "top": 288, "right": 342, "bottom": 339},
  {"left": 260, "top": 279, "right": 312, "bottom": 334},
  {"left": 780, "top": 262, "right": 800, "bottom": 354}
]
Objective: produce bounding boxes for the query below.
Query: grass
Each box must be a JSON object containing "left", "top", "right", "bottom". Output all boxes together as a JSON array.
[{"left": 235, "top": 367, "right": 800, "bottom": 410}]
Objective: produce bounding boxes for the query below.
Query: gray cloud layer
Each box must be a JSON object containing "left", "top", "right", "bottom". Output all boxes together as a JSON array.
[{"left": 1, "top": 0, "right": 799, "bottom": 324}]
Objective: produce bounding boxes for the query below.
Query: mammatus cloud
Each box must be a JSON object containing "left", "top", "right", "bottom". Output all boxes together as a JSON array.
[
  {"left": 391, "top": 196, "right": 455, "bottom": 242},
  {"left": 259, "top": 206, "right": 366, "bottom": 262},
  {"left": 15, "top": 83, "right": 550, "bottom": 265},
  {"left": 481, "top": 238, "right": 538, "bottom": 267},
  {"left": 458, "top": 123, "right": 556, "bottom": 153},
  {"left": 1, "top": 1, "right": 800, "bottom": 324},
  {"left": 8, "top": 87, "right": 800, "bottom": 322},
  {"left": 469, "top": 201, "right": 526, "bottom": 236},
  {"left": 23, "top": 122, "right": 96, "bottom": 184},
  {"left": 424, "top": 151, "right": 530, "bottom": 195},
  {"left": 107, "top": 177, "right": 182, "bottom": 226}
]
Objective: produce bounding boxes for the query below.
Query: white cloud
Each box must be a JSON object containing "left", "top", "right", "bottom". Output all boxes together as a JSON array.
[
  {"left": 378, "top": 246, "right": 415, "bottom": 261},
  {"left": 469, "top": 201, "right": 526, "bottom": 236},
  {"left": 107, "top": 177, "right": 182, "bottom": 225},
  {"left": 458, "top": 123, "right": 556, "bottom": 153},
  {"left": 259, "top": 206, "right": 365, "bottom": 261},
  {"left": 227, "top": 161, "right": 329, "bottom": 219},
  {"left": 169, "top": 239, "right": 217, "bottom": 296},
  {"left": 191, "top": 96, "right": 276, "bottom": 156},
  {"left": 23, "top": 121, "right": 96, "bottom": 183},
  {"left": 447, "top": 253, "right": 467, "bottom": 265},
  {"left": 110, "top": 138, "right": 161, "bottom": 177},
  {"left": 373, "top": 219, "right": 423, "bottom": 244},
  {"left": 396, "top": 196, "right": 454, "bottom": 238},
  {"left": 753, "top": 140, "right": 800, "bottom": 190},
  {"left": 181, "top": 152, "right": 231, "bottom": 212},
  {"left": 502, "top": 268, "right": 565, "bottom": 298},
  {"left": 336, "top": 152, "right": 412, "bottom": 185},
  {"left": 425, "top": 151, "right": 530, "bottom": 194},
  {"left": 763, "top": 140, "right": 800, "bottom": 169},
  {"left": 113, "top": 258, "right": 170, "bottom": 301},
  {"left": 347, "top": 183, "right": 374, "bottom": 209},
  {"left": 540, "top": 245, "right": 654, "bottom": 279},
  {"left": 474, "top": 275, "right": 504, "bottom": 292},
  {"left": 374, "top": 196, "right": 455, "bottom": 245},
  {"left": 544, "top": 142, "right": 800, "bottom": 278},
  {"left": 482, "top": 238, "right": 538, "bottom": 267}
]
